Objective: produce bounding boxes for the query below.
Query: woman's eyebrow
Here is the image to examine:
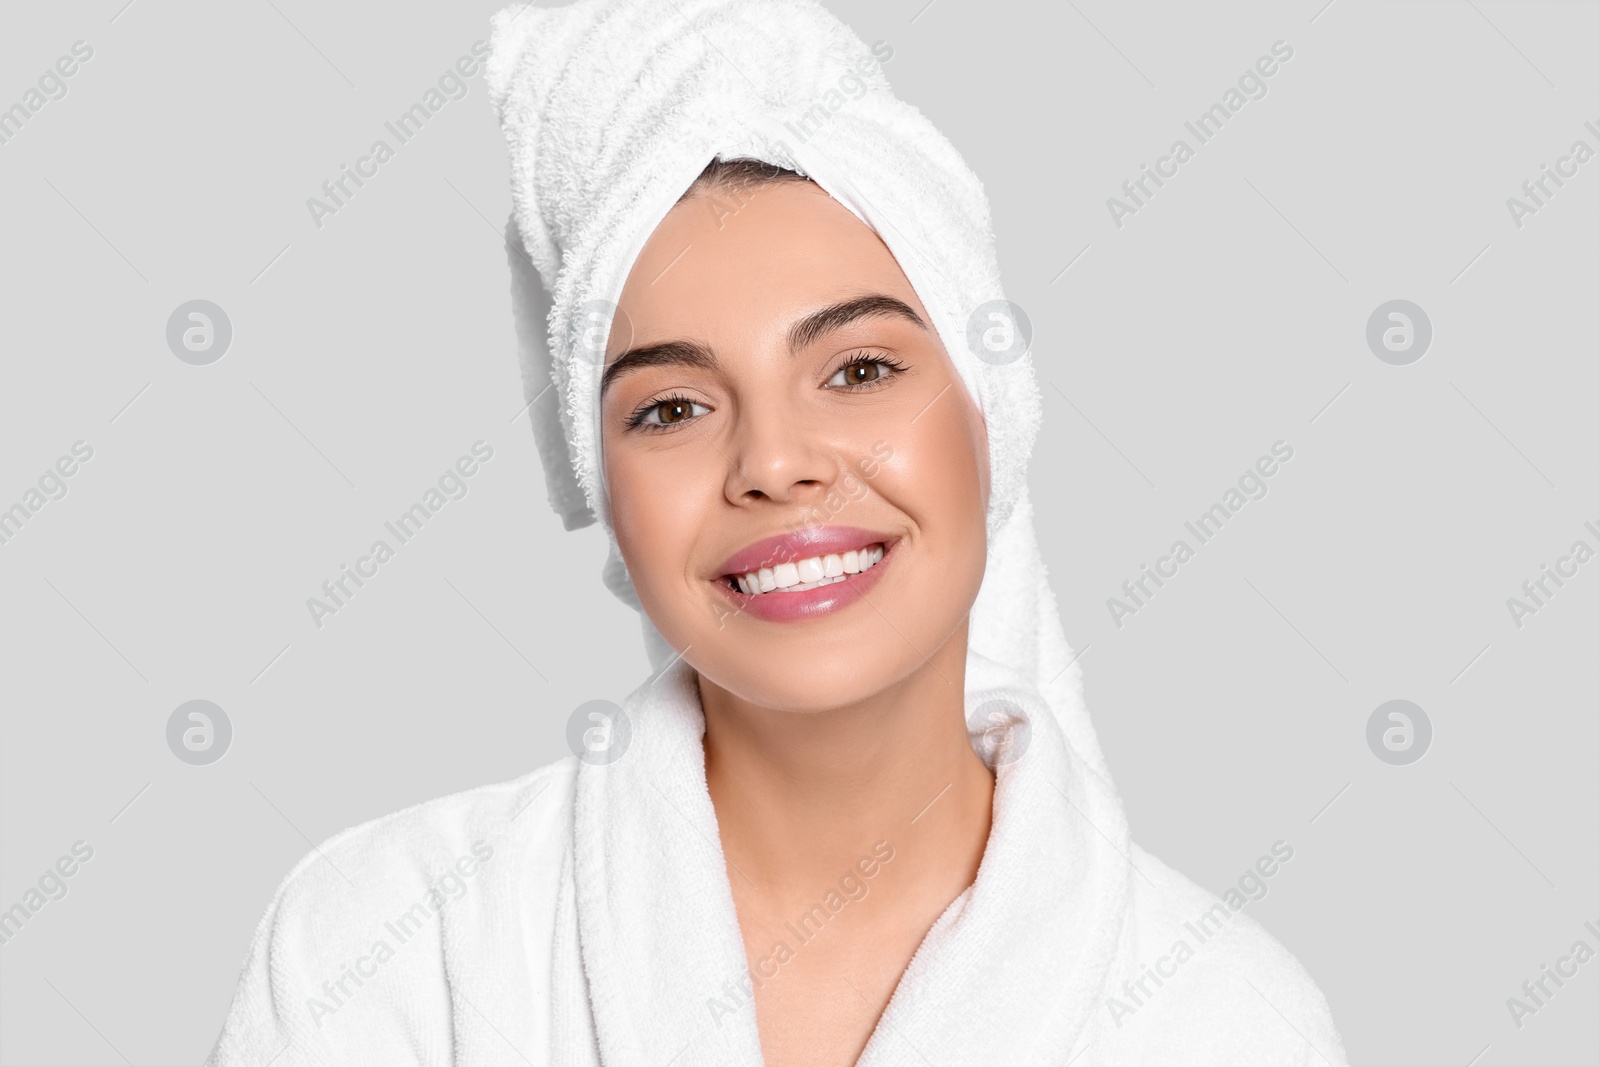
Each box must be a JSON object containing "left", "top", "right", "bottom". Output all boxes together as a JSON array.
[
  {"left": 784, "top": 293, "right": 927, "bottom": 352},
  {"left": 599, "top": 339, "right": 717, "bottom": 398},
  {"left": 600, "top": 293, "right": 926, "bottom": 398}
]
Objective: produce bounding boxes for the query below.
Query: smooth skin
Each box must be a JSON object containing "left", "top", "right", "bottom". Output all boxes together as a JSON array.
[{"left": 600, "top": 178, "right": 995, "bottom": 1067}]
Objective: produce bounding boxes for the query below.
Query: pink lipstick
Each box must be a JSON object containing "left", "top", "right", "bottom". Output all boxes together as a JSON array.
[{"left": 713, "top": 525, "right": 899, "bottom": 623}]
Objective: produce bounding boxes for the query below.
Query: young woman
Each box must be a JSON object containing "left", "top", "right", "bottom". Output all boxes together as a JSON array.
[{"left": 206, "top": 2, "right": 1347, "bottom": 1064}]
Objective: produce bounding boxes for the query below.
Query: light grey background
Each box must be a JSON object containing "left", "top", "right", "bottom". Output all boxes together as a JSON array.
[{"left": 0, "top": 0, "right": 1595, "bottom": 1063}]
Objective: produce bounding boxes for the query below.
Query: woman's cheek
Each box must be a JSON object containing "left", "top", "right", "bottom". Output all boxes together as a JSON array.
[
  {"left": 604, "top": 451, "right": 660, "bottom": 582},
  {"left": 607, "top": 446, "right": 709, "bottom": 632}
]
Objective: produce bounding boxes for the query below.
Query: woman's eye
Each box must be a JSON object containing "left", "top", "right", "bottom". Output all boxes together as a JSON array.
[
  {"left": 827, "top": 358, "right": 897, "bottom": 388},
  {"left": 634, "top": 397, "right": 710, "bottom": 430}
]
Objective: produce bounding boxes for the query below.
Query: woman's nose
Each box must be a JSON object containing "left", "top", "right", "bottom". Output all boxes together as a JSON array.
[{"left": 721, "top": 408, "right": 840, "bottom": 508}]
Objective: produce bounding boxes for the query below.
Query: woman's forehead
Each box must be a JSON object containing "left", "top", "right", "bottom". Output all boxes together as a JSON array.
[{"left": 612, "top": 180, "right": 928, "bottom": 346}]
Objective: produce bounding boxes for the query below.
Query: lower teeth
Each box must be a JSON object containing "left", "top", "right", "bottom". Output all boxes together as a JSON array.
[{"left": 777, "top": 574, "right": 848, "bottom": 593}]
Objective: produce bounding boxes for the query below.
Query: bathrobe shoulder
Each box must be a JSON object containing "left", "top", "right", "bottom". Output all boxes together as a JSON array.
[
  {"left": 205, "top": 736, "right": 1349, "bottom": 1066},
  {"left": 204, "top": 756, "right": 578, "bottom": 1067},
  {"left": 1086, "top": 842, "right": 1349, "bottom": 1067}
]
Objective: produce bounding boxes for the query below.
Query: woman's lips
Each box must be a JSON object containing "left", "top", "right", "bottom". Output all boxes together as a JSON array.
[{"left": 713, "top": 537, "right": 898, "bottom": 623}]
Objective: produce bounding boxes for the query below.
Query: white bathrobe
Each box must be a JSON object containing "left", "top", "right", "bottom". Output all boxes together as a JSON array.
[
  {"left": 204, "top": 655, "right": 1346, "bottom": 1066},
  {"left": 205, "top": 0, "right": 1349, "bottom": 1061}
]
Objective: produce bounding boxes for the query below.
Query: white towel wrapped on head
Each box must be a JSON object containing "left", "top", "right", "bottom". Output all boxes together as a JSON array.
[{"left": 485, "top": 0, "right": 1117, "bottom": 786}]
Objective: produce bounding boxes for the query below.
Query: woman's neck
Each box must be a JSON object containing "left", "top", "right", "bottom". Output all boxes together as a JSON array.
[{"left": 698, "top": 624, "right": 994, "bottom": 915}]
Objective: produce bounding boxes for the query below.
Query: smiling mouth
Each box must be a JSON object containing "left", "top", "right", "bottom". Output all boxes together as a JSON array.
[{"left": 723, "top": 542, "right": 886, "bottom": 595}]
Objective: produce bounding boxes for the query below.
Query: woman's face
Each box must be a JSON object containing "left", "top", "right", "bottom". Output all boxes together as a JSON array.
[{"left": 600, "top": 178, "right": 990, "bottom": 711}]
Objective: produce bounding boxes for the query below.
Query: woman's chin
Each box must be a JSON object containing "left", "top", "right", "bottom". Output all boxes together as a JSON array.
[
  {"left": 686, "top": 642, "right": 932, "bottom": 715},
  {"left": 702, "top": 676, "right": 895, "bottom": 715}
]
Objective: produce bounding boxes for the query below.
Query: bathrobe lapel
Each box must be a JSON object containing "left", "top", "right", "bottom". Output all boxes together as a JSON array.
[{"left": 559, "top": 657, "right": 1134, "bottom": 1066}]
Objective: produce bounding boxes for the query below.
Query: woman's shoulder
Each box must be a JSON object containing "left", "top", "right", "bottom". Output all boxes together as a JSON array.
[
  {"left": 1091, "top": 841, "right": 1349, "bottom": 1066},
  {"left": 206, "top": 757, "right": 579, "bottom": 1064},
  {"left": 267, "top": 754, "right": 578, "bottom": 917}
]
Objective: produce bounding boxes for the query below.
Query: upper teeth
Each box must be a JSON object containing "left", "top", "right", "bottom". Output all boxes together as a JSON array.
[{"left": 733, "top": 543, "right": 885, "bottom": 595}]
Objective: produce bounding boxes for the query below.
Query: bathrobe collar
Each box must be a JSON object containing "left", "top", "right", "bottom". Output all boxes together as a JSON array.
[{"left": 557, "top": 656, "right": 1134, "bottom": 1066}]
